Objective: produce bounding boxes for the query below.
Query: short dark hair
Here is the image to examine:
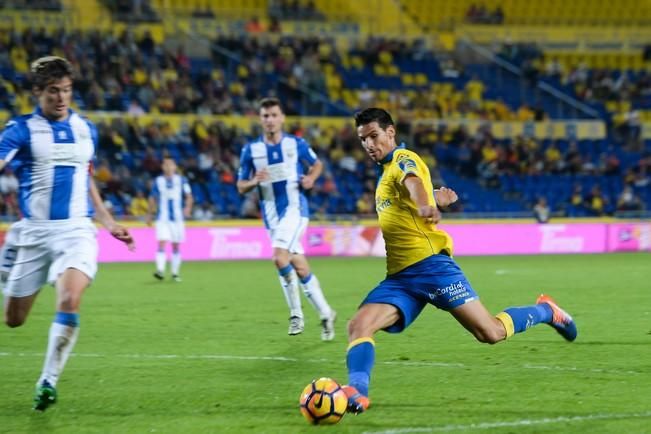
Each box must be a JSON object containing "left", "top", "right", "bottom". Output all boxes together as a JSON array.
[
  {"left": 354, "top": 107, "right": 394, "bottom": 129},
  {"left": 259, "top": 97, "right": 283, "bottom": 112},
  {"left": 30, "top": 56, "right": 74, "bottom": 89}
]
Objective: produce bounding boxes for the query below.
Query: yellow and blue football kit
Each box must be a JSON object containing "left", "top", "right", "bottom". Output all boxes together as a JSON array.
[
  {"left": 375, "top": 147, "right": 453, "bottom": 275},
  {"left": 361, "top": 145, "right": 479, "bottom": 332},
  {"left": 345, "top": 144, "right": 575, "bottom": 406}
]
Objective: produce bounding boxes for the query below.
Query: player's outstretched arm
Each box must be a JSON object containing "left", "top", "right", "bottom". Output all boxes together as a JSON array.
[
  {"left": 404, "top": 174, "right": 442, "bottom": 224},
  {"left": 89, "top": 179, "right": 135, "bottom": 250},
  {"left": 433, "top": 186, "right": 459, "bottom": 209}
]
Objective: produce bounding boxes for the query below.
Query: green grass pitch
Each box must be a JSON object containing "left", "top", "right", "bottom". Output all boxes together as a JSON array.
[{"left": 1, "top": 253, "right": 650, "bottom": 433}]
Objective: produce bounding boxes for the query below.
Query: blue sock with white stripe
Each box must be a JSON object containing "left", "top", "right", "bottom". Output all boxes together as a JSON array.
[{"left": 497, "top": 304, "right": 553, "bottom": 337}]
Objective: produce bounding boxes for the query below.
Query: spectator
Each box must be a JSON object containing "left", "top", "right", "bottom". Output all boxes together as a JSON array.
[
  {"left": 533, "top": 197, "right": 551, "bottom": 223},
  {"left": 585, "top": 185, "right": 608, "bottom": 216},
  {"left": 245, "top": 16, "right": 264, "bottom": 34},
  {"left": 616, "top": 185, "right": 643, "bottom": 212},
  {"left": 193, "top": 202, "right": 216, "bottom": 221},
  {"left": 129, "top": 190, "right": 150, "bottom": 218}
]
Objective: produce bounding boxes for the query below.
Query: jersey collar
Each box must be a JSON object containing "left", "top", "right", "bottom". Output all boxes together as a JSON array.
[
  {"left": 34, "top": 107, "right": 73, "bottom": 122},
  {"left": 261, "top": 133, "right": 285, "bottom": 146},
  {"left": 378, "top": 142, "right": 406, "bottom": 165}
]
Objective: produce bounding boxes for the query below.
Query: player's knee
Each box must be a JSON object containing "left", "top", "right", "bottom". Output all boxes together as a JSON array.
[
  {"left": 272, "top": 256, "right": 289, "bottom": 270},
  {"left": 347, "top": 316, "right": 369, "bottom": 338},
  {"left": 58, "top": 292, "right": 82, "bottom": 312},
  {"left": 472, "top": 327, "right": 503, "bottom": 345},
  {"left": 295, "top": 269, "right": 309, "bottom": 282}
]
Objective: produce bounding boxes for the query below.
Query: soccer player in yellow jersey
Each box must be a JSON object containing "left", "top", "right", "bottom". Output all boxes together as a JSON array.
[{"left": 341, "top": 108, "right": 577, "bottom": 414}]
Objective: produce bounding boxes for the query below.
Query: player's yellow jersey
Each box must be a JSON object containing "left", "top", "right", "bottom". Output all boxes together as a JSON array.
[{"left": 375, "top": 146, "right": 453, "bottom": 275}]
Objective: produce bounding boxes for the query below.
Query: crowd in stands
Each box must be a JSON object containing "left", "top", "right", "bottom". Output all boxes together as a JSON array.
[
  {"left": 101, "top": 0, "right": 159, "bottom": 23},
  {"left": 269, "top": 0, "right": 324, "bottom": 21},
  {"left": 464, "top": 4, "right": 504, "bottom": 25},
  {"left": 433, "top": 124, "right": 650, "bottom": 217},
  {"left": 1, "top": 27, "right": 547, "bottom": 125},
  {"left": 0, "top": 0, "right": 61, "bottom": 10},
  {"left": 79, "top": 111, "right": 649, "bottom": 222},
  {"left": 493, "top": 40, "right": 651, "bottom": 151},
  {"left": 0, "top": 27, "right": 649, "bottom": 220}
]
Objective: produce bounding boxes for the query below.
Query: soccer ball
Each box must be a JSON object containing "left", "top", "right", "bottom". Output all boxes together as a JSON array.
[{"left": 299, "top": 377, "right": 347, "bottom": 425}]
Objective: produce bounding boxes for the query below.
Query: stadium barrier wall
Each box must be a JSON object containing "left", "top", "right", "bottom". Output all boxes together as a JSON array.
[{"left": 90, "top": 221, "right": 651, "bottom": 262}]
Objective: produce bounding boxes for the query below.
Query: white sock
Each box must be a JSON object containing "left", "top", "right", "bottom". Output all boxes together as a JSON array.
[
  {"left": 171, "top": 252, "right": 181, "bottom": 275},
  {"left": 39, "top": 322, "right": 80, "bottom": 387},
  {"left": 156, "top": 251, "right": 166, "bottom": 274},
  {"left": 279, "top": 267, "right": 302, "bottom": 318},
  {"left": 300, "top": 274, "right": 332, "bottom": 319}
]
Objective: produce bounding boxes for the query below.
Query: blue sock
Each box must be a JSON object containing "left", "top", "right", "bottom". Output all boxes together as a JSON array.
[
  {"left": 299, "top": 273, "right": 312, "bottom": 284},
  {"left": 500, "top": 304, "right": 552, "bottom": 335},
  {"left": 54, "top": 311, "right": 79, "bottom": 327},
  {"left": 346, "top": 338, "right": 375, "bottom": 397},
  {"left": 278, "top": 264, "right": 293, "bottom": 277}
]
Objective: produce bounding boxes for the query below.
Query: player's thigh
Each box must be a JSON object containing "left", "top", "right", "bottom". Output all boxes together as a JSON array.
[
  {"left": 348, "top": 303, "right": 401, "bottom": 341},
  {"left": 449, "top": 299, "right": 506, "bottom": 343},
  {"left": 4, "top": 292, "right": 40, "bottom": 326},
  {"left": 56, "top": 268, "right": 91, "bottom": 312}
]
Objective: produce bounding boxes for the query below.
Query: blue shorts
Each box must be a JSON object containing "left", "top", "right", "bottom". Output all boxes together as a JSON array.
[{"left": 361, "top": 254, "right": 479, "bottom": 333}]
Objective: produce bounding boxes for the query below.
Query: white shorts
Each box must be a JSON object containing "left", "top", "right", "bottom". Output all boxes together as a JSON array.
[
  {"left": 1, "top": 218, "right": 98, "bottom": 298},
  {"left": 269, "top": 212, "right": 308, "bottom": 255},
  {"left": 155, "top": 220, "right": 185, "bottom": 243}
]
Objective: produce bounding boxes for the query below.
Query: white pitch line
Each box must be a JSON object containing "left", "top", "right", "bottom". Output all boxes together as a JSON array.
[
  {"left": 522, "top": 363, "right": 642, "bottom": 375},
  {"left": 0, "top": 352, "right": 644, "bottom": 375},
  {"left": 362, "top": 411, "right": 651, "bottom": 434}
]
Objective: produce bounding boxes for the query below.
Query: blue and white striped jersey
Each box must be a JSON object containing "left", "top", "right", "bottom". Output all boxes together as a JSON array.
[
  {"left": 151, "top": 174, "right": 191, "bottom": 222},
  {"left": 0, "top": 108, "right": 97, "bottom": 220},
  {"left": 237, "top": 134, "right": 318, "bottom": 228}
]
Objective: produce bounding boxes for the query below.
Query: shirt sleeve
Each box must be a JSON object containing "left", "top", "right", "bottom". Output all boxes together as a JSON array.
[
  {"left": 88, "top": 121, "right": 99, "bottom": 162},
  {"left": 297, "top": 137, "right": 318, "bottom": 166},
  {"left": 237, "top": 144, "right": 254, "bottom": 181},
  {"left": 150, "top": 179, "right": 160, "bottom": 200},
  {"left": 395, "top": 151, "right": 421, "bottom": 184},
  {"left": 182, "top": 177, "right": 192, "bottom": 194},
  {"left": 0, "top": 119, "right": 27, "bottom": 163}
]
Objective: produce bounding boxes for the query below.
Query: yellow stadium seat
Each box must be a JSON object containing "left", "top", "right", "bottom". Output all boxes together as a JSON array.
[
  {"left": 351, "top": 56, "right": 365, "bottom": 71},
  {"left": 402, "top": 73, "right": 414, "bottom": 86},
  {"left": 414, "top": 73, "right": 428, "bottom": 86},
  {"left": 387, "top": 65, "right": 400, "bottom": 76}
]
